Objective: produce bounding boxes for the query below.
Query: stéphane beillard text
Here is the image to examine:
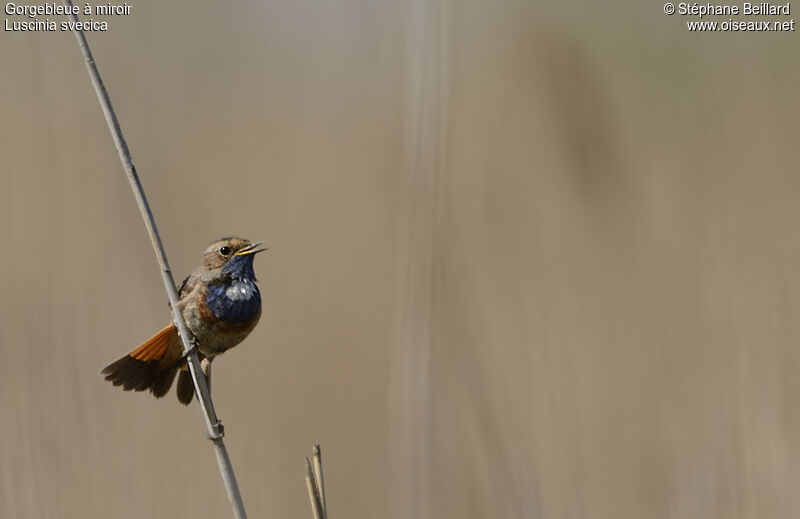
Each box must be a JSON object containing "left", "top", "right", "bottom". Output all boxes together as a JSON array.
[{"left": 678, "top": 3, "right": 791, "bottom": 17}]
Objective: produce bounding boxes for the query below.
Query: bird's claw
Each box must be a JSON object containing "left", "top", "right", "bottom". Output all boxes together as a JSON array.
[{"left": 181, "top": 335, "right": 201, "bottom": 360}]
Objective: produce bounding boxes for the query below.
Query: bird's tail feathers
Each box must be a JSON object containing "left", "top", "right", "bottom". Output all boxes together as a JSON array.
[{"left": 100, "top": 323, "right": 183, "bottom": 398}]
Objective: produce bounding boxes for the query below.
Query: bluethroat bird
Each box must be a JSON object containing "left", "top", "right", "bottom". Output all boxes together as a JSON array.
[{"left": 101, "top": 237, "right": 266, "bottom": 405}]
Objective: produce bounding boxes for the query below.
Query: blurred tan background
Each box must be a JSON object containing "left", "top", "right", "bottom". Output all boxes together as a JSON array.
[{"left": 3, "top": 0, "right": 800, "bottom": 517}]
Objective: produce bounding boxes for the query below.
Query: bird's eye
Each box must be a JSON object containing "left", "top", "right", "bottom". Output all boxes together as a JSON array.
[{"left": 219, "top": 246, "right": 232, "bottom": 256}]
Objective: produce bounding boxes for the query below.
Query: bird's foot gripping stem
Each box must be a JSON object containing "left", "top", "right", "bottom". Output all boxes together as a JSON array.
[
  {"left": 181, "top": 334, "right": 201, "bottom": 361},
  {"left": 208, "top": 421, "right": 225, "bottom": 440}
]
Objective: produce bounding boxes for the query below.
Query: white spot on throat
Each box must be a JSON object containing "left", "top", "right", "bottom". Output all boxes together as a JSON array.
[{"left": 225, "top": 278, "right": 257, "bottom": 301}]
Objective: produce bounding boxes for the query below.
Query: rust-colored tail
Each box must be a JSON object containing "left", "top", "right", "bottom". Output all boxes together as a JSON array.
[{"left": 101, "top": 324, "right": 184, "bottom": 398}]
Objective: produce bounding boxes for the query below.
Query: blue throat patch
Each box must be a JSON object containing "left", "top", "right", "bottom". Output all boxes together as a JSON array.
[
  {"left": 221, "top": 253, "right": 257, "bottom": 280},
  {"left": 205, "top": 255, "right": 261, "bottom": 323}
]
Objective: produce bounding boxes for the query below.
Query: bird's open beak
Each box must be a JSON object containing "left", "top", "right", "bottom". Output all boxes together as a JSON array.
[{"left": 235, "top": 241, "right": 268, "bottom": 256}]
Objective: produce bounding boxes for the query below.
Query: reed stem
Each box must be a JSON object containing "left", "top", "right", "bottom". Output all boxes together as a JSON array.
[{"left": 61, "top": 3, "right": 247, "bottom": 517}]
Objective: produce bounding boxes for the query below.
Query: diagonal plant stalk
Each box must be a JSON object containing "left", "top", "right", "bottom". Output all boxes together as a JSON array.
[
  {"left": 60, "top": 2, "right": 247, "bottom": 517},
  {"left": 304, "top": 444, "right": 329, "bottom": 519}
]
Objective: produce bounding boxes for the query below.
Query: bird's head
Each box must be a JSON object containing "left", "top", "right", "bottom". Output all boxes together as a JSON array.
[{"left": 201, "top": 237, "right": 267, "bottom": 280}]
